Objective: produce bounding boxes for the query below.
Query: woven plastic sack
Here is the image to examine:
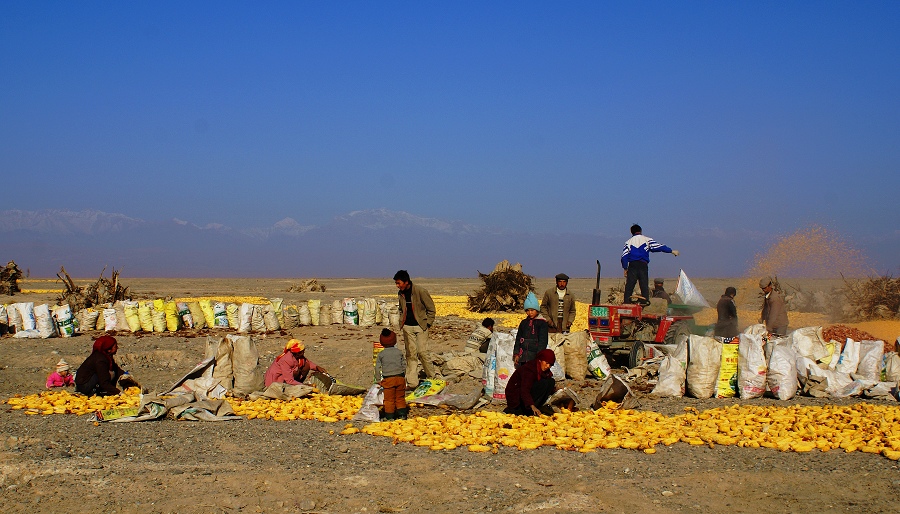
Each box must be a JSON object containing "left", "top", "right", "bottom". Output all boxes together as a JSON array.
[
  {"left": 199, "top": 300, "right": 215, "bottom": 327},
  {"left": 767, "top": 342, "right": 799, "bottom": 400},
  {"left": 205, "top": 336, "right": 234, "bottom": 391},
  {"left": 213, "top": 302, "right": 229, "bottom": 328},
  {"left": 360, "top": 298, "right": 377, "bottom": 327},
  {"left": 52, "top": 305, "right": 76, "bottom": 337},
  {"left": 152, "top": 311, "right": 167, "bottom": 332},
  {"left": 686, "top": 335, "right": 722, "bottom": 399},
  {"left": 226, "top": 303, "right": 240, "bottom": 328},
  {"left": 238, "top": 303, "right": 254, "bottom": 333},
  {"left": 138, "top": 302, "right": 154, "bottom": 332},
  {"left": 177, "top": 302, "right": 194, "bottom": 329},
  {"left": 331, "top": 300, "right": 343, "bottom": 325},
  {"left": 230, "top": 334, "right": 263, "bottom": 396},
  {"left": 123, "top": 301, "right": 141, "bottom": 332},
  {"left": 34, "top": 304, "right": 58, "bottom": 338},
  {"left": 342, "top": 298, "right": 359, "bottom": 325},
  {"left": 250, "top": 305, "right": 266, "bottom": 332},
  {"left": 307, "top": 299, "right": 321, "bottom": 326},
  {"left": 262, "top": 304, "right": 281, "bottom": 331},
  {"left": 298, "top": 304, "right": 311, "bottom": 326},
  {"left": 281, "top": 305, "right": 299, "bottom": 329},
  {"left": 319, "top": 303, "right": 332, "bottom": 327},
  {"left": 103, "top": 307, "right": 119, "bottom": 332},
  {"left": 269, "top": 298, "right": 284, "bottom": 327},
  {"left": 164, "top": 302, "right": 180, "bottom": 332},
  {"left": 188, "top": 302, "right": 206, "bottom": 329},
  {"left": 738, "top": 333, "right": 767, "bottom": 399}
]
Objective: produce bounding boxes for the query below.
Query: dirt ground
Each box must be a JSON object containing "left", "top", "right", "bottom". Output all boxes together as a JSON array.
[{"left": 2, "top": 277, "right": 900, "bottom": 513}]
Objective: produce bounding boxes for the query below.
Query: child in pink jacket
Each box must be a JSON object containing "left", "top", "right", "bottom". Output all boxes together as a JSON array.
[{"left": 46, "top": 359, "right": 75, "bottom": 388}]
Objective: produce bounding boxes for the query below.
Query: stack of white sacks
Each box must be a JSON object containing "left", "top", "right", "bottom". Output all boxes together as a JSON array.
[
  {"left": 652, "top": 324, "right": 899, "bottom": 401},
  {"left": 1, "top": 296, "right": 398, "bottom": 338}
]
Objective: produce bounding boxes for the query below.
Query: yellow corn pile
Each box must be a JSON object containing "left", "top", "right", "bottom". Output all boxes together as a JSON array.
[
  {"left": 431, "top": 295, "right": 589, "bottom": 331},
  {"left": 355, "top": 402, "right": 900, "bottom": 460},
  {"left": 5, "top": 387, "right": 142, "bottom": 415},
  {"left": 229, "top": 394, "right": 362, "bottom": 422}
]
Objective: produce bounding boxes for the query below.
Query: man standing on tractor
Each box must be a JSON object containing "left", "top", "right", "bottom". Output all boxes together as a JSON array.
[{"left": 621, "top": 224, "right": 679, "bottom": 305}]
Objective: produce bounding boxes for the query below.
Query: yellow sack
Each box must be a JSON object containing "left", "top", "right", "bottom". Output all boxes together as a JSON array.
[
  {"left": 153, "top": 298, "right": 165, "bottom": 313},
  {"left": 226, "top": 303, "right": 240, "bottom": 328},
  {"left": 199, "top": 300, "right": 215, "bottom": 327},
  {"left": 152, "top": 311, "right": 167, "bottom": 332},
  {"left": 308, "top": 299, "right": 321, "bottom": 326},
  {"left": 405, "top": 378, "right": 446, "bottom": 402},
  {"left": 165, "top": 301, "right": 180, "bottom": 332},
  {"left": 138, "top": 302, "right": 154, "bottom": 332},
  {"left": 269, "top": 298, "right": 284, "bottom": 326},
  {"left": 123, "top": 301, "right": 141, "bottom": 332},
  {"left": 715, "top": 339, "right": 740, "bottom": 398},
  {"left": 188, "top": 302, "right": 206, "bottom": 329}
]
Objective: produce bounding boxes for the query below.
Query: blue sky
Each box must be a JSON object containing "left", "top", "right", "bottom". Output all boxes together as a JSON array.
[{"left": 2, "top": 2, "right": 898, "bottom": 274}]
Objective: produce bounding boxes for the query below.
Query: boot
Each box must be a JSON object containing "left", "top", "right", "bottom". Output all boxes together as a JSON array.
[
  {"left": 394, "top": 408, "right": 409, "bottom": 420},
  {"left": 381, "top": 411, "right": 395, "bottom": 421}
]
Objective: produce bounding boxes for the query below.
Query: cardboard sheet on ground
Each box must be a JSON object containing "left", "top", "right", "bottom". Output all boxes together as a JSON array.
[{"left": 408, "top": 386, "right": 484, "bottom": 410}]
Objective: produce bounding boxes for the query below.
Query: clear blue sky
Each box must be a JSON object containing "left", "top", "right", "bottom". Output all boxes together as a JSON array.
[{"left": 2, "top": 2, "right": 898, "bottom": 270}]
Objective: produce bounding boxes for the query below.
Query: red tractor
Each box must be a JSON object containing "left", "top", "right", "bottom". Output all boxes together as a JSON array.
[{"left": 587, "top": 302, "right": 705, "bottom": 368}]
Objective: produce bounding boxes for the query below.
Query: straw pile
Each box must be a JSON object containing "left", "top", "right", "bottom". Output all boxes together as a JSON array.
[
  {"left": 0, "top": 260, "right": 22, "bottom": 295},
  {"left": 840, "top": 275, "right": 900, "bottom": 321},
  {"left": 467, "top": 260, "right": 534, "bottom": 312},
  {"left": 56, "top": 266, "right": 130, "bottom": 312}
]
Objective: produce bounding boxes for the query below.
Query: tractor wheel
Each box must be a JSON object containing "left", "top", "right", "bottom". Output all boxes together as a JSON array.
[
  {"left": 628, "top": 340, "right": 646, "bottom": 369},
  {"left": 664, "top": 320, "right": 692, "bottom": 346}
]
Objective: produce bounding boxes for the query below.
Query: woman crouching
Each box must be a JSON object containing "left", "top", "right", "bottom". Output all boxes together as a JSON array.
[{"left": 503, "top": 349, "right": 557, "bottom": 416}]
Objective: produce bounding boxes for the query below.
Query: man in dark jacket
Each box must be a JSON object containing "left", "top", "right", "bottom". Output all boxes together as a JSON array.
[
  {"left": 504, "top": 349, "right": 557, "bottom": 416},
  {"left": 715, "top": 287, "right": 738, "bottom": 338},
  {"left": 651, "top": 278, "right": 672, "bottom": 304},
  {"left": 394, "top": 270, "right": 438, "bottom": 388}
]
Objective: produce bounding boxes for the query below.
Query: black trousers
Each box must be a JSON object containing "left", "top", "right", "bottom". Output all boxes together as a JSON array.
[
  {"left": 624, "top": 260, "right": 649, "bottom": 304},
  {"left": 504, "top": 377, "right": 555, "bottom": 416}
]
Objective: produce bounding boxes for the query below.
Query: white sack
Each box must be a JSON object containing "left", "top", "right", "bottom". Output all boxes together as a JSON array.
[
  {"left": 686, "top": 335, "right": 721, "bottom": 399},
  {"left": 767, "top": 343, "right": 798, "bottom": 400},
  {"left": 738, "top": 333, "right": 767, "bottom": 399}
]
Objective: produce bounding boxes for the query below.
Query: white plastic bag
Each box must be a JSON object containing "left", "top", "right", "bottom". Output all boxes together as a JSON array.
[
  {"left": 767, "top": 343, "right": 798, "bottom": 400},
  {"left": 856, "top": 341, "right": 884, "bottom": 382},
  {"left": 103, "top": 308, "right": 118, "bottom": 331},
  {"left": 652, "top": 355, "right": 686, "bottom": 397},
  {"left": 342, "top": 298, "right": 359, "bottom": 325},
  {"left": 835, "top": 338, "right": 861, "bottom": 374},
  {"left": 352, "top": 384, "right": 384, "bottom": 423},
  {"left": 674, "top": 270, "right": 709, "bottom": 308},
  {"left": 238, "top": 303, "right": 254, "bottom": 333},
  {"left": 491, "top": 332, "right": 515, "bottom": 400},
  {"left": 789, "top": 326, "right": 828, "bottom": 361},
  {"left": 34, "top": 304, "right": 58, "bottom": 338},
  {"left": 686, "top": 335, "right": 722, "bottom": 399},
  {"left": 53, "top": 305, "right": 76, "bottom": 337},
  {"left": 738, "top": 333, "right": 767, "bottom": 399}
]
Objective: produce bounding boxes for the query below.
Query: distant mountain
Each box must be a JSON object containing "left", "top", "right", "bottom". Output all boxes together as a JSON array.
[{"left": 1, "top": 208, "right": 854, "bottom": 278}]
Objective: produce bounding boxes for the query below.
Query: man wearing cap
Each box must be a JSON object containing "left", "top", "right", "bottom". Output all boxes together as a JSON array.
[
  {"left": 621, "top": 224, "right": 679, "bottom": 305},
  {"left": 540, "top": 273, "right": 577, "bottom": 334},
  {"left": 650, "top": 278, "right": 672, "bottom": 304},
  {"left": 394, "top": 270, "right": 437, "bottom": 388},
  {"left": 759, "top": 278, "right": 788, "bottom": 336},
  {"left": 264, "top": 339, "right": 327, "bottom": 387}
]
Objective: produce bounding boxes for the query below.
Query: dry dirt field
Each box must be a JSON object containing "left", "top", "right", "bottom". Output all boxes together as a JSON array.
[{"left": 2, "top": 277, "right": 900, "bottom": 513}]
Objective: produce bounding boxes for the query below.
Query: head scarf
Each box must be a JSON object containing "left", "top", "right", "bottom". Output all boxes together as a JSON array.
[
  {"left": 276, "top": 339, "right": 305, "bottom": 362},
  {"left": 92, "top": 335, "right": 117, "bottom": 365},
  {"left": 536, "top": 349, "right": 556, "bottom": 366}
]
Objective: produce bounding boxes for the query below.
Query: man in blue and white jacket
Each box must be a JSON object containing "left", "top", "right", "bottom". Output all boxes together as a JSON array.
[{"left": 621, "top": 224, "right": 679, "bottom": 305}]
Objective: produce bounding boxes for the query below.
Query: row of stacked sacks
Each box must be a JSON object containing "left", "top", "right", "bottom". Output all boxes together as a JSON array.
[
  {"left": 652, "top": 323, "right": 900, "bottom": 401},
  {"left": 0, "top": 302, "right": 77, "bottom": 339},
  {"left": 0, "top": 297, "right": 403, "bottom": 337}
]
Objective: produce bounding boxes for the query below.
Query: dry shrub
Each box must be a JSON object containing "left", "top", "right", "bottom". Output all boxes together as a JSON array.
[
  {"left": 840, "top": 275, "right": 900, "bottom": 322},
  {"left": 286, "top": 279, "right": 326, "bottom": 292},
  {"left": 56, "top": 266, "right": 130, "bottom": 312},
  {"left": 0, "top": 260, "right": 23, "bottom": 295},
  {"left": 467, "top": 260, "right": 534, "bottom": 312}
]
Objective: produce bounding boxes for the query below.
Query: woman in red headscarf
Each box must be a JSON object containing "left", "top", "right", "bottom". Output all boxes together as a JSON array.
[
  {"left": 264, "top": 339, "right": 327, "bottom": 388},
  {"left": 75, "top": 335, "right": 125, "bottom": 396},
  {"left": 504, "top": 349, "right": 557, "bottom": 416}
]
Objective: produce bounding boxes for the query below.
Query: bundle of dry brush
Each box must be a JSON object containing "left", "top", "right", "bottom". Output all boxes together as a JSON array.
[
  {"left": 0, "top": 261, "right": 23, "bottom": 295},
  {"left": 286, "top": 278, "right": 326, "bottom": 292},
  {"left": 57, "top": 266, "right": 130, "bottom": 312},
  {"left": 467, "top": 260, "right": 534, "bottom": 312},
  {"left": 840, "top": 275, "right": 900, "bottom": 321}
]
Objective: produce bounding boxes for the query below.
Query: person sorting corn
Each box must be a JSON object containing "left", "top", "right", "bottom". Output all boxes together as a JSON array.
[
  {"left": 504, "top": 349, "right": 557, "bottom": 416},
  {"left": 75, "top": 335, "right": 125, "bottom": 396},
  {"left": 264, "top": 339, "right": 327, "bottom": 387}
]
